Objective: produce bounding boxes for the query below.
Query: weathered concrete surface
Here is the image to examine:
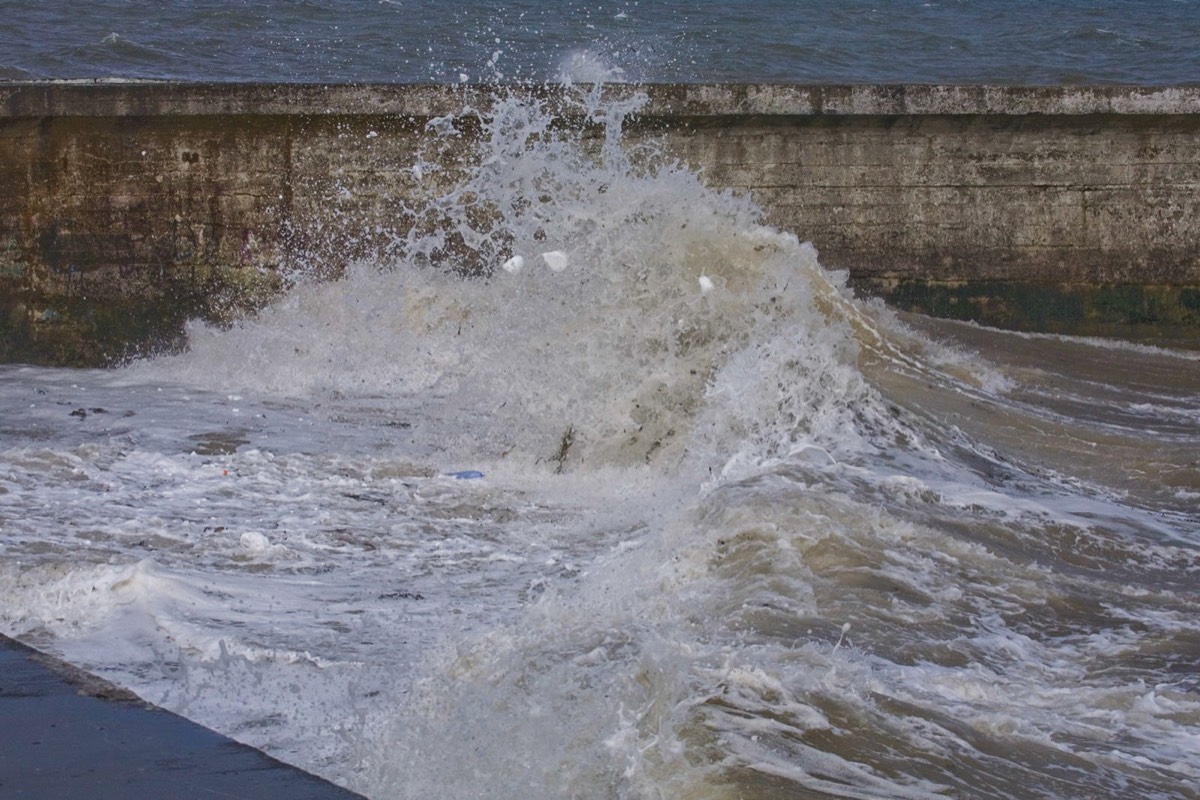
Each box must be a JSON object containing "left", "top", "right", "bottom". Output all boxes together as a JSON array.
[
  {"left": 0, "top": 634, "right": 366, "bottom": 799},
  {"left": 2, "top": 82, "right": 1199, "bottom": 364}
]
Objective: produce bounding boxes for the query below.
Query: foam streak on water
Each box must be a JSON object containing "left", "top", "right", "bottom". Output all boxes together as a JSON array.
[{"left": 2, "top": 84, "right": 1200, "bottom": 799}]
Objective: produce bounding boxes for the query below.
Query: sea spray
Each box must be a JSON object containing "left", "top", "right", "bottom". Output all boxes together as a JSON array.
[
  {"left": 126, "top": 78, "right": 960, "bottom": 796},
  {"left": 147, "top": 82, "right": 908, "bottom": 480}
]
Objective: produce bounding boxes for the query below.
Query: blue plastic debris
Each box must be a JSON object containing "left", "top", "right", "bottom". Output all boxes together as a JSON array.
[{"left": 446, "top": 470, "right": 485, "bottom": 480}]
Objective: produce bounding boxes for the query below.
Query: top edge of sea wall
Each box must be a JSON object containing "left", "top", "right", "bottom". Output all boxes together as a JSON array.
[{"left": 5, "top": 81, "right": 1200, "bottom": 119}]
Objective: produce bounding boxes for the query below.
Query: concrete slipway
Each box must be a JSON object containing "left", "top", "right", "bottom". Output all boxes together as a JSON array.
[{"left": 0, "top": 634, "right": 365, "bottom": 799}]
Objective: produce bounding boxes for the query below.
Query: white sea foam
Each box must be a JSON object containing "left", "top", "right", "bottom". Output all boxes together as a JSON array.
[{"left": 539, "top": 249, "right": 568, "bottom": 271}]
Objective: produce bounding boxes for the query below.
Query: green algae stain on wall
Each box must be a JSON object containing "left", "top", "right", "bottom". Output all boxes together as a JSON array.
[
  {"left": 0, "top": 239, "right": 24, "bottom": 279},
  {"left": 859, "top": 278, "right": 1200, "bottom": 344},
  {"left": 0, "top": 264, "right": 287, "bottom": 367}
]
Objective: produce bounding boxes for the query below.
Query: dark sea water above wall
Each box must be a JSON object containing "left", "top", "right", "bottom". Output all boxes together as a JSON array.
[{"left": 2, "top": 0, "right": 1199, "bottom": 85}]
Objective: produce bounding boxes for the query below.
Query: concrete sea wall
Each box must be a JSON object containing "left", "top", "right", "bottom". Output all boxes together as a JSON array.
[{"left": 2, "top": 82, "right": 1199, "bottom": 365}]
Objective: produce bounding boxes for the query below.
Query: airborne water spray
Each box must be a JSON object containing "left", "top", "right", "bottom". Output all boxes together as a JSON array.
[
  {"left": 304, "top": 70, "right": 949, "bottom": 800},
  {"left": 120, "top": 53, "right": 1127, "bottom": 800},
  {"left": 153, "top": 76, "right": 901, "bottom": 480}
]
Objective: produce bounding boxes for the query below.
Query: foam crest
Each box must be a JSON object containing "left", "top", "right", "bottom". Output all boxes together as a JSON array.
[
  {"left": 141, "top": 87, "right": 899, "bottom": 477},
  {"left": 0, "top": 559, "right": 207, "bottom": 671}
]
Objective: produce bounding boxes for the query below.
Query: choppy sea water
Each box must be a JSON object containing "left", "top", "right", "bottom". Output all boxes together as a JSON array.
[
  {"left": 2, "top": 0, "right": 1199, "bottom": 84},
  {"left": 2, "top": 85, "right": 1199, "bottom": 798}
]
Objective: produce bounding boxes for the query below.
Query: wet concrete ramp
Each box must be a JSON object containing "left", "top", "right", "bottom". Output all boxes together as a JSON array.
[{"left": 0, "top": 634, "right": 365, "bottom": 799}]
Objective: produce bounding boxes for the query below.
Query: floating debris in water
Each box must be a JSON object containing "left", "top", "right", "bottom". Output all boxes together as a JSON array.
[{"left": 540, "top": 250, "right": 568, "bottom": 272}]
